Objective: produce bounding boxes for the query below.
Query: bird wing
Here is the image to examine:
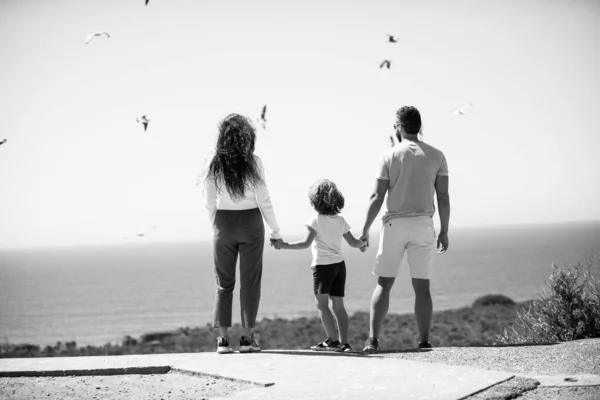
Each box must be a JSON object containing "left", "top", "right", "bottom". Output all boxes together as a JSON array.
[
  {"left": 380, "top": 61, "right": 385, "bottom": 68},
  {"left": 143, "top": 122, "right": 148, "bottom": 131},
  {"left": 145, "top": 0, "right": 150, "bottom": 5},
  {"left": 261, "top": 105, "right": 267, "bottom": 120},
  {"left": 103, "top": 32, "right": 110, "bottom": 38},
  {"left": 84, "top": 34, "right": 94, "bottom": 44},
  {"left": 459, "top": 103, "right": 472, "bottom": 113}
]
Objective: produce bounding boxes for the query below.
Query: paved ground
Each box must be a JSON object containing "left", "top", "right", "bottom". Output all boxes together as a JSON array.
[
  {"left": 1, "top": 349, "right": 599, "bottom": 399},
  {"left": 0, "top": 373, "right": 254, "bottom": 400},
  {"left": 1, "top": 351, "right": 514, "bottom": 400}
]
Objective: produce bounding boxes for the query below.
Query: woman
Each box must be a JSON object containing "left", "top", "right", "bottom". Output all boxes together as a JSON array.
[{"left": 203, "top": 113, "right": 282, "bottom": 354}]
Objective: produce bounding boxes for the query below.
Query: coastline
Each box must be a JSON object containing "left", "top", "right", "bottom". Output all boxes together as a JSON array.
[{"left": 1, "top": 296, "right": 530, "bottom": 358}]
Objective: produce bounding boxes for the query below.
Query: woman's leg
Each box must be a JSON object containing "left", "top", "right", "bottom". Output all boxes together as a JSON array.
[
  {"left": 238, "top": 209, "right": 265, "bottom": 332},
  {"left": 212, "top": 213, "right": 239, "bottom": 332}
]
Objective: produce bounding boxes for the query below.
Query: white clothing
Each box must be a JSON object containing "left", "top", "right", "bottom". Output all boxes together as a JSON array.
[
  {"left": 204, "top": 155, "right": 282, "bottom": 239},
  {"left": 377, "top": 140, "right": 448, "bottom": 224},
  {"left": 374, "top": 216, "right": 436, "bottom": 279},
  {"left": 306, "top": 214, "right": 351, "bottom": 267}
]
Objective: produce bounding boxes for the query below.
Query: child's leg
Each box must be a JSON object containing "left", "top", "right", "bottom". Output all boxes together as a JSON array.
[
  {"left": 330, "top": 296, "right": 348, "bottom": 344},
  {"left": 314, "top": 294, "right": 337, "bottom": 340},
  {"left": 329, "top": 261, "right": 348, "bottom": 344}
]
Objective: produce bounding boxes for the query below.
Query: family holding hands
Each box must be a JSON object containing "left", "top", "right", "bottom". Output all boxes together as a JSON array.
[{"left": 203, "top": 106, "right": 450, "bottom": 354}]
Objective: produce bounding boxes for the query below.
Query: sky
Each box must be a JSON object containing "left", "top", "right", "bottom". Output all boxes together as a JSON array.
[{"left": 0, "top": 0, "right": 599, "bottom": 249}]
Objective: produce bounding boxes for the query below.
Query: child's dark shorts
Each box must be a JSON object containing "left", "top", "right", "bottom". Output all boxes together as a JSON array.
[{"left": 312, "top": 260, "right": 346, "bottom": 297}]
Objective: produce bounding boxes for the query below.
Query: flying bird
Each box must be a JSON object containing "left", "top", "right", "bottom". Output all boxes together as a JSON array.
[
  {"left": 137, "top": 225, "right": 157, "bottom": 238},
  {"left": 380, "top": 60, "right": 391, "bottom": 69},
  {"left": 0, "top": 139, "right": 6, "bottom": 146},
  {"left": 136, "top": 115, "right": 150, "bottom": 131},
  {"left": 257, "top": 105, "right": 267, "bottom": 129},
  {"left": 84, "top": 31, "right": 110, "bottom": 45},
  {"left": 454, "top": 103, "right": 473, "bottom": 115},
  {"left": 387, "top": 34, "right": 399, "bottom": 43}
]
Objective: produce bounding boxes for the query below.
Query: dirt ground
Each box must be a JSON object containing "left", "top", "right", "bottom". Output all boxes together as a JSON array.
[{"left": 0, "top": 372, "right": 254, "bottom": 400}]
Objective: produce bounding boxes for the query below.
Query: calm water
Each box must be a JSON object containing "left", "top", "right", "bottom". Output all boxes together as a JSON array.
[{"left": 0, "top": 221, "right": 598, "bottom": 346}]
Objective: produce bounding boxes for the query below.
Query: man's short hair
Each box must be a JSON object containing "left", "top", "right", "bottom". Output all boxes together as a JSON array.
[{"left": 396, "top": 106, "right": 421, "bottom": 135}]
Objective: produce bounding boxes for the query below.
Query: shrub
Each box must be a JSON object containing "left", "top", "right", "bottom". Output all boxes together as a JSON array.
[
  {"left": 473, "top": 294, "right": 516, "bottom": 308},
  {"left": 498, "top": 257, "right": 600, "bottom": 344}
]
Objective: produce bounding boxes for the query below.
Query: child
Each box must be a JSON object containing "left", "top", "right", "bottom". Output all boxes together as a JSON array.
[{"left": 271, "top": 179, "right": 367, "bottom": 352}]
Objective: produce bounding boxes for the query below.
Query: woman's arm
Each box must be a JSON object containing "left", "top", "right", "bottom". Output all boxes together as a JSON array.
[
  {"left": 273, "top": 227, "right": 317, "bottom": 250},
  {"left": 254, "top": 156, "right": 282, "bottom": 240},
  {"left": 343, "top": 231, "right": 367, "bottom": 249},
  {"left": 203, "top": 176, "right": 218, "bottom": 230}
]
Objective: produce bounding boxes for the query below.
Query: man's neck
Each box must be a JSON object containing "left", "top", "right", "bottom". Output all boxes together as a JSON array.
[{"left": 402, "top": 134, "right": 420, "bottom": 142}]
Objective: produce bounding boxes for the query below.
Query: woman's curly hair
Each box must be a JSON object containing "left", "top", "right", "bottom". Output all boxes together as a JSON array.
[
  {"left": 206, "top": 113, "right": 263, "bottom": 201},
  {"left": 308, "top": 179, "right": 345, "bottom": 215}
]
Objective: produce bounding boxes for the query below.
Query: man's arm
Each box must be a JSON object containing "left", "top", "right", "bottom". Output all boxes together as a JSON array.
[
  {"left": 434, "top": 175, "right": 450, "bottom": 253},
  {"left": 360, "top": 179, "right": 389, "bottom": 243}
]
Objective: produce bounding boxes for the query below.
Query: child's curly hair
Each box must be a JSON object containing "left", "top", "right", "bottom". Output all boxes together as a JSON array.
[{"left": 308, "top": 179, "right": 345, "bottom": 215}]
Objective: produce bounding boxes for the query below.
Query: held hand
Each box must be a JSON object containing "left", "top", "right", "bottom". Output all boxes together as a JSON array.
[
  {"left": 437, "top": 232, "right": 449, "bottom": 254},
  {"left": 359, "top": 232, "right": 370, "bottom": 253},
  {"left": 357, "top": 239, "right": 368, "bottom": 252},
  {"left": 270, "top": 238, "right": 284, "bottom": 250}
]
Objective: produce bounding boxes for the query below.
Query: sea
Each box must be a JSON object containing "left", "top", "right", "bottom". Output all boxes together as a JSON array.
[{"left": 1, "top": 221, "right": 598, "bottom": 347}]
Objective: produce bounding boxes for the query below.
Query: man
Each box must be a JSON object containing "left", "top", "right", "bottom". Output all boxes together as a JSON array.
[{"left": 360, "top": 106, "right": 450, "bottom": 352}]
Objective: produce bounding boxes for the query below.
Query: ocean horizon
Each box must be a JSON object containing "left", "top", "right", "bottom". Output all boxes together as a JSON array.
[{"left": 1, "top": 221, "right": 598, "bottom": 347}]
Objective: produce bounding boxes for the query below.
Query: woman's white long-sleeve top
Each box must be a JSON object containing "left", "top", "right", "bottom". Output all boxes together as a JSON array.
[{"left": 203, "top": 155, "right": 282, "bottom": 239}]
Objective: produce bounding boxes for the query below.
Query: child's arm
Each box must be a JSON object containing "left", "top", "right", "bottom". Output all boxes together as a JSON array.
[
  {"left": 343, "top": 231, "right": 367, "bottom": 249},
  {"left": 272, "top": 227, "right": 317, "bottom": 250}
]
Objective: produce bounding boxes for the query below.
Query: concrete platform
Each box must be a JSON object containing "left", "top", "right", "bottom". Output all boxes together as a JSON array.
[{"left": 0, "top": 350, "right": 515, "bottom": 400}]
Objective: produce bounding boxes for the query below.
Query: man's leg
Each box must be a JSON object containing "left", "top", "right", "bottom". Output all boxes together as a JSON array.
[
  {"left": 412, "top": 278, "right": 432, "bottom": 343},
  {"left": 315, "top": 294, "right": 337, "bottom": 340},
  {"left": 369, "top": 276, "right": 395, "bottom": 338}
]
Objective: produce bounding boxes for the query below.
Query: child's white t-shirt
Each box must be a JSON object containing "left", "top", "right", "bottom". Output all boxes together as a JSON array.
[{"left": 306, "top": 214, "right": 351, "bottom": 267}]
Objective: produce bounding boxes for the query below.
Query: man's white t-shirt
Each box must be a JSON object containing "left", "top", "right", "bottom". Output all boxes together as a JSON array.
[
  {"left": 377, "top": 140, "right": 449, "bottom": 224},
  {"left": 306, "top": 214, "right": 351, "bottom": 267}
]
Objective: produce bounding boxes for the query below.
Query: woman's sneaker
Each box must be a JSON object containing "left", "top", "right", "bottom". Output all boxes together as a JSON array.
[
  {"left": 310, "top": 338, "right": 340, "bottom": 351},
  {"left": 338, "top": 343, "right": 352, "bottom": 353},
  {"left": 239, "top": 335, "right": 261, "bottom": 353},
  {"left": 216, "top": 336, "right": 233, "bottom": 354},
  {"left": 362, "top": 337, "right": 379, "bottom": 353}
]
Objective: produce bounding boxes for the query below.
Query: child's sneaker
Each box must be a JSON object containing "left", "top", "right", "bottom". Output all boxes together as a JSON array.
[
  {"left": 338, "top": 343, "right": 352, "bottom": 353},
  {"left": 216, "top": 336, "right": 233, "bottom": 354},
  {"left": 239, "top": 335, "right": 261, "bottom": 353},
  {"left": 310, "top": 338, "right": 340, "bottom": 351},
  {"left": 362, "top": 337, "right": 379, "bottom": 353}
]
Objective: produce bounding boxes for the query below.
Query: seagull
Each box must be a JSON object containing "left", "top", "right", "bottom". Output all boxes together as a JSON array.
[
  {"left": 136, "top": 115, "right": 150, "bottom": 131},
  {"left": 387, "top": 34, "right": 399, "bottom": 43},
  {"left": 0, "top": 139, "right": 6, "bottom": 146},
  {"left": 257, "top": 105, "right": 267, "bottom": 129},
  {"left": 380, "top": 60, "right": 391, "bottom": 69},
  {"left": 84, "top": 31, "right": 110, "bottom": 45},
  {"left": 454, "top": 103, "right": 473, "bottom": 115},
  {"left": 137, "top": 225, "right": 157, "bottom": 238}
]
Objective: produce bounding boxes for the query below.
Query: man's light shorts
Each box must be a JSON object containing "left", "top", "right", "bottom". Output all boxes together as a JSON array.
[{"left": 374, "top": 216, "right": 436, "bottom": 279}]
